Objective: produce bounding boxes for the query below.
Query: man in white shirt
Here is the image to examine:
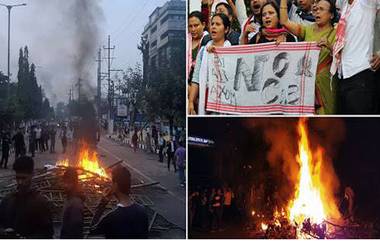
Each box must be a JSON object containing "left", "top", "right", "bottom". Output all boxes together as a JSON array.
[
  {"left": 337, "top": 0, "right": 380, "bottom": 114},
  {"left": 238, "top": 0, "right": 267, "bottom": 44}
]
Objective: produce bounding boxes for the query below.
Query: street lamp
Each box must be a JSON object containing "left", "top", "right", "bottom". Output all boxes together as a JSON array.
[{"left": 0, "top": 2, "right": 27, "bottom": 82}]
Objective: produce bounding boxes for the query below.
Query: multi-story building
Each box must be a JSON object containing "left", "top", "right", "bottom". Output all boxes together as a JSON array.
[{"left": 142, "top": 0, "right": 186, "bottom": 70}]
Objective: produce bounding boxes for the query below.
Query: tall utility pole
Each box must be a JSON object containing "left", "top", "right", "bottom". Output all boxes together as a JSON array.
[
  {"left": 0, "top": 3, "right": 26, "bottom": 81},
  {"left": 96, "top": 48, "right": 102, "bottom": 121},
  {"left": 103, "top": 35, "right": 115, "bottom": 135}
]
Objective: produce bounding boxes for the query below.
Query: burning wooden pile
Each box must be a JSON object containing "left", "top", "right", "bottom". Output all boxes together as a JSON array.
[
  {"left": 0, "top": 148, "right": 181, "bottom": 238},
  {"left": 249, "top": 119, "right": 378, "bottom": 239}
]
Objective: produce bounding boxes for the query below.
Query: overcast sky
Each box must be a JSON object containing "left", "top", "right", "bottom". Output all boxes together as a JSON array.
[{"left": 0, "top": 0, "right": 167, "bottom": 105}]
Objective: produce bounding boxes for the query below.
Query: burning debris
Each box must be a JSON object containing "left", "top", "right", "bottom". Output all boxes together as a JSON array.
[{"left": 0, "top": 148, "right": 181, "bottom": 238}]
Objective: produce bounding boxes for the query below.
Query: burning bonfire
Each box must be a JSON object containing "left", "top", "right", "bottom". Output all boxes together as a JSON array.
[
  {"left": 56, "top": 147, "right": 109, "bottom": 180},
  {"left": 255, "top": 119, "right": 366, "bottom": 239}
]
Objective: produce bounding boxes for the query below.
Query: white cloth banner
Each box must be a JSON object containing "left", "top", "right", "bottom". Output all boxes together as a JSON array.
[{"left": 205, "top": 42, "right": 320, "bottom": 115}]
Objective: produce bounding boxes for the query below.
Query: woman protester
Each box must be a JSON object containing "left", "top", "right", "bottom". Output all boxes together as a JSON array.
[
  {"left": 280, "top": 0, "right": 338, "bottom": 114},
  {"left": 188, "top": 13, "right": 232, "bottom": 115},
  {"left": 188, "top": 11, "right": 209, "bottom": 85},
  {"left": 248, "top": 1, "right": 297, "bottom": 44}
]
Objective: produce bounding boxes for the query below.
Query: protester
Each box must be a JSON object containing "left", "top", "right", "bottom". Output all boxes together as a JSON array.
[
  {"left": 61, "top": 126, "right": 68, "bottom": 154},
  {"left": 90, "top": 166, "right": 149, "bottom": 238},
  {"left": 239, "top": 0, "right": 267, "bottom": 44},
  {"left": 249, "top": 1, "right": 297, "bottom": 44},
  {"left": 211, "top": 188, "right": 224, "bottom": 231},
  {"left": 12, "top": 128, "right": 25, "bottom": 160},
  {"left": 332, "top": 0, "right": 380, "bottom": 114},
  {"left": 158, "top": 133, "right": 165, "bottom": 163},
  {"left": 28, "top": 126, "right": 36, "bottom": 157},
  {"left": 60, "top": 168, "right": 84, "bottom": 239},
  {"left": 0, "top": 156, "right": 53, "bottom": 238},
  {"left": 35, "top": 125, "right": 42, "bottom": 152},
  {"left": 175, "top": 141, "right": 186, "bottom": 187},
  {"left": 0, "top": 131, "right": 10, "bottom": 169},
  {"left": 189, "top": 13, "right": 232, "bottom": 115},
  {"left": 49, "top": 125, "right": 56, "bottom": 153},
  {"left": 188, "top": 11, "right": 209, "bottom": 85},
  {"left": 288, "top": 0, "right": 315, "bottom": 24},
  {"left": 211, "top": 2, "right": 241, "bottom": 45},
  {"left": 167, "top": 136, "right": 177, "bottom": 172},
  {"left": 280, "top": 0, "right": 338, "bottom": 114},
  {"left": 132, "top": 128, "right": 138, "bottom": 153}
]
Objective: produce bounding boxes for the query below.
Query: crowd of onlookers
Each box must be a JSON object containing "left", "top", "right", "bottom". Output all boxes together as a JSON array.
[
  {"left": 188, "top": 0, "right": 380, "bottom": 115},
  {"left": 109, "top": 123, "right": 186, "bottom": 187}
]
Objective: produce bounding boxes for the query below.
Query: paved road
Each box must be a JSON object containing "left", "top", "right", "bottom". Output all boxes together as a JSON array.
[{"left": 0, "top": 134, "right": 186, "bottom": 238}]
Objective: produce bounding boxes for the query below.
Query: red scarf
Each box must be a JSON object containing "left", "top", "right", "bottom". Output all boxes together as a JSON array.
[{"left": 331, "top": 0, "right": 356, "bottom": 76}]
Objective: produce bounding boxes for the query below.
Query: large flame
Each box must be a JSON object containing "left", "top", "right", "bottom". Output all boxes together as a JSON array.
[
  {"left": 56, "top": 148, "right": 109, "bottom": 179},
  {"left": 288, "top": 119, "right": 326, "bottom": 225}
]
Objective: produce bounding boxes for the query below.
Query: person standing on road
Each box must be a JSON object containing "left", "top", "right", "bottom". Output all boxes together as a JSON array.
[
  {"left": 61, "top": 126, "right": 68, "bottom": 154},
  {"left": 166, "top": 136, "right": 177, "bottom": 172},
  {"left": 158, "top": 133, "right": 165, "bottom": 163},
  {"left": 35, "top": 125, "right": 42, "bottom": 152},
  {"left": 60, "top": 168, "right": 84, "bottom": 239},
  {"left": 28, "top": 126, "right": 36, "bottom": 158},
  {"left": 175, "top": 141, "right": 186, "bottom": 187},
  {"left": 90, "top": 166, "right": 149, "bottom": 238},
  {"left": 1, "top": 131, "right": 11, "bottom": 169},
  {"left": 49, "top": 125, "right": 56, "bottom": 153},
  {"left": 12, "top": 128, "right": 25, "bottom": 160},
  {"left": 132, "top": 128, "right": 138, "bottom": 153}
]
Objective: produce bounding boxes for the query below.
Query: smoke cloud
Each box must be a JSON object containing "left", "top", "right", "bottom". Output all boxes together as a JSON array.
[{"left": 1, "top": 0, "right": 105, "bottom": 105}]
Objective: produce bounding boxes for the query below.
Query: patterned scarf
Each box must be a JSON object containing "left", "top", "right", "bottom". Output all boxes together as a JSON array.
[
  {"left": 261, "top": 27, "right": 289, "bottom": 39},
  {"left": 331, "top": 0, "right": 356, "bottom": 76}
]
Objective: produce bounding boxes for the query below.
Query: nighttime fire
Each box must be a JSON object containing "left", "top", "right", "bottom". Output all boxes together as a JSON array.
[{"left": 189, "top": 118, "right": 380, "bottom": 239}]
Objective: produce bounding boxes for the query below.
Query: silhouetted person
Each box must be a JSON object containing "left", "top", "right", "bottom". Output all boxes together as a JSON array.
[
  {"left": 132, "top": 128, "right": 138, "bottom": 153},
  {"left": 61, "top": 126, "right": 68, "bottom": 154},
  {"left": 90, "top": 166, "right": 149, "bottom": 238},
  {"left": 12, "top": 129, "right": 25, "bottom": 160},
  {"left": 0, "top": 156, "right": 53, "bottom": 238},
  {"left": 49, "top": 126, "right": 56, "bottom": 153},
  {"left": 60, "top": 168, "right": 84, "bottom": 239},
  {"left": 0, "top": 131, "right": 11, "bottom": 168}
]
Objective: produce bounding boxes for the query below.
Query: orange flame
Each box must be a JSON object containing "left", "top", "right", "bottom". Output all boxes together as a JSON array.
[
  {"left": 56, "top": 148, "right": 109, "bottom": 179},
  {"left": 288, "top": 118, "right": 341, "bottom": 233},
  {"left": 288, "top": 118, "right": 326, "bottom": 225}
]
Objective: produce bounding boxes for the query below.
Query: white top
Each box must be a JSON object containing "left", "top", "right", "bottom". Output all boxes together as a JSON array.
[
  {"left": 239, "top": 16, "right": 261, "bottom": 43},
  {"left": 288, "top": 4, "right": 315, "bottom": 25},
  {"left": 339, "top": 0, "right": 380, "bottom": 78}
]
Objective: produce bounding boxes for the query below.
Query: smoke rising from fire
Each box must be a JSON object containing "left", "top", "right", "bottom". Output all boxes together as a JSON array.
[
  {"left": 2, "top": 0, "right": 105, "bottom": 105},
  {"left": 244, "top": 118, "right": 346, "bottom": 216}
]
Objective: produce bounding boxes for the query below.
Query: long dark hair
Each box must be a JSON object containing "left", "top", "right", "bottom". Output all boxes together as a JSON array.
[
  {"left": 211, "top": 13, "right": 231, "bottom": 38},
  {"left": 259, "top": 1, "right": 282, "bottom": 28}
]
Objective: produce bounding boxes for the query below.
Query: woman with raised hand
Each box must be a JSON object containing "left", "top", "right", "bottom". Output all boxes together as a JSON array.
[
  {"left": 249, "top": 1, "right": 297, "bottom": 44},
  {"left": 188, "top": 13, "right": 232, "bottom": 115},
  {"left": 280, "top": 0, "right": 338, "bottom": 114}
]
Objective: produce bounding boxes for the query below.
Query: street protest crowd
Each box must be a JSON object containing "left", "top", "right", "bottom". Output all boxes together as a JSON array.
[
  {"left": 110, "top": 123, "right": 186, "bottom": 187},
  {"left": 0, "top": 121, "right": 150, "bottom": 238},
  {"left": 188, "top": 0, "right": 380, "bottom": 115}
]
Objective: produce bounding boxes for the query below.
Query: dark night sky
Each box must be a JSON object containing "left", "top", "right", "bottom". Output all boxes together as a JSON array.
[{"left": 188, "top": 117, "right": 380, "bottom": 219}]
